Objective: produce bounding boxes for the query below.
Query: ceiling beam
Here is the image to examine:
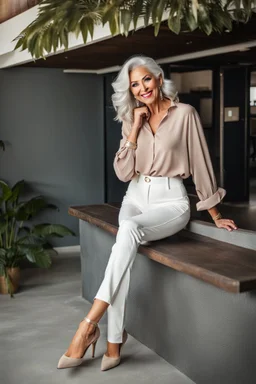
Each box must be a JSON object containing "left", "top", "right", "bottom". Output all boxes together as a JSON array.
[{"left": 61, "top": 40, "right": 256, "bottom": 75}]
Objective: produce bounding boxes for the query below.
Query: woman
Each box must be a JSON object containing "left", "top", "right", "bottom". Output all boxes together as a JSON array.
[{"left": 57, "top": 56, "right": 238, "bottom": 371}]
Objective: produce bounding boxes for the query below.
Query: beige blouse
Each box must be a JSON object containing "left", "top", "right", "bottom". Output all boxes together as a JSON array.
[{"left": 113, "top": 100, "right": 226, "bottom": 211}]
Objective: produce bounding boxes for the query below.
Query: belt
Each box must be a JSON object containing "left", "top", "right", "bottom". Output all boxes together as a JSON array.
[{"left": 136, "top": 174, "right": 182, "bottom": 186}]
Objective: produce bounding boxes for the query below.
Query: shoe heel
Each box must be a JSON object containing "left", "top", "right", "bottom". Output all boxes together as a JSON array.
[{"left": 91, "top": 339, "right": 98, "bottom": 358}]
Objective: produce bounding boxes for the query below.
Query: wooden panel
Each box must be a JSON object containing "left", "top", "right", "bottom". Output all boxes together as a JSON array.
[
  {"left": 69, "top": 204, "right": 256, "bottom": 293},
  {"left": 0, "top": 1, "right": 38, "bottom": 23}
]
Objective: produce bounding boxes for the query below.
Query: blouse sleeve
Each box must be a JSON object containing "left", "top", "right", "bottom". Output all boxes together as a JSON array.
[
  {"left": 113, "top": 121, "right": 136, "bottom": 182},
  {"left": 187, "top": 107, "right": 226, "bottom": 211}
]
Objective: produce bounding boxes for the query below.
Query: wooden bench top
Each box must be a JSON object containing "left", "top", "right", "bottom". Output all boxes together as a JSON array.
[{"left": 69, "top": 204, "right": 256, "bottom": 294}]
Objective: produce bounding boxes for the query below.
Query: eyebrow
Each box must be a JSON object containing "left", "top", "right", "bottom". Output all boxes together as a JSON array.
[{"left": 130, "top": 74, "right": 151, "bottom": 84}]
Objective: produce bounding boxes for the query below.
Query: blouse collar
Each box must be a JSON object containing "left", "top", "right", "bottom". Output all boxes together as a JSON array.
[{"left": 167, "top": 98, "right": 178, "bottom": 111}]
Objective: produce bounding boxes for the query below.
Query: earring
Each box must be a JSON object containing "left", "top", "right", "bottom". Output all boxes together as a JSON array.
[
  {"left": 159, "top": 86, "right": 163, "bottom": 101},
  {"left": 135, "top": 98, "right": 140, "bottom": 108}
]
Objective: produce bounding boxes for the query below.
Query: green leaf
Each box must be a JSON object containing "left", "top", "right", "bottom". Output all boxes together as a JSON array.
[
  {"left": 75, "top": 23, "right": 81, "bottom": 39},
  {"left": 153, "top": 0, "right": 166, "bottom": 24},
  {"left": 87, "top": 18, "right": 94, "bottom": 39},
  {"left": 242, "top": 0, "right": 252, "bottom": 13},
  {"left": 67, "top": 9, "right": 83, "bottom": 32},
  {"left": 192, "top": 0, "right": 199, "bottom": 22},
  {"left": 10, "top": 180, "right": 25, "bottom": 204},
  {"left": 0, "top": 181, "right": 12, "bottom": 202},
  {"left": 0, "top": 248, "right": 6, "bottom": 257},
  {"left": 60, "top": 28, "right": 69, "bottom": 50},
  {"left": 198, "top": 4, "right": 212, "bottom": 35},
  {"left": 13, "top": 0, "right": 255, "bottom": 60},
  {"left": 16, "top": 197, "right": 57, "bottom": 221},
  {"left": 144, "top": 2, "right": 153, "bottom": 27},
  {"left": 14, "top": 36, "right": 25, "bottom": 51},
  {"left": 109, "top": 17, "right": 119, "bottom": 35},
  {"left": 44, "top": 26, "right": 53, "bottom": 53},
  {"left": 121, "top": 9, "right": 132, "bottom": 36},
  {"left": 52, "top": 28, "right": 59, "bottom": 53},
  {"left": 32, "top": 224, "right": 75, "bottom": 238},
  {"left": 80, "top": 17, "right": 89, "bottom": 43},
  {"left": 154, "top": 22, "right": 161, "bottom": 36},
  {"left": 0, "top": 246, "right": 23, "bottom": 269},
  {"left": 13, "top": 0, "right": 89, "bottom": 58},
  {"left": 132, "top": 0, "right": 144, "bottom": 30},
  {"left": 0, "top": 223, "right": 7, "bottom": 235},
  {"left": 27, "top": 247, "right": 52, "bottom": 268},
  {"left": 202, "top": 21, "right": 213, "bottom": 35},
  {"left": 102, "top": 4, "right": 115, "bottom": 26},
  {"left": 151, "top": 0, "right": 167, "bottom": 36},
  {"left": 18, "top": 226, "right": 30, "bottom": 235},
  {"left": 234, "top": 0, "right": 242, "bottom": 9},
  {"left": 185, "top": 11, "right": 198, "bottom": 31},
  {"left": 218, "top": 11, "right": 233, "bottom": 31},
  {"left": 17, "top": 235, "right": 45, "bottom": 246},
  {"left": 6, "top": 248, "right": 16, "bottom": 260},
  {"left": 27, "top": 33, "right": 40, "bottom": 58},
  {"left": 168, "top": 13, "right": 181, "bottom": 34},
  {"left": 103, "top": 5, "right": 120, "bottom": 36}
]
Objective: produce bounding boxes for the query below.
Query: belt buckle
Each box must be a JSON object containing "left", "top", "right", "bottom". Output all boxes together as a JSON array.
[{"left": 144, "top": 176, "right": 151, "bottom": 183}]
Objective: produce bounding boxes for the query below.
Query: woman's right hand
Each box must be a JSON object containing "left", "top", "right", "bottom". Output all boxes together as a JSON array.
[{"left": 133, "top": 106, "right": 150, "bottom": 130}]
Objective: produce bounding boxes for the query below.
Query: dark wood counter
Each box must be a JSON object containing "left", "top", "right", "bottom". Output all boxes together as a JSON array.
[{"left": 69, "top": 204, "right": 256, "bottom": 293}]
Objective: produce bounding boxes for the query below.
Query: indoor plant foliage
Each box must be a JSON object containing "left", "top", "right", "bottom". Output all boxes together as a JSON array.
[
  {"left": 0, "top": 180, "right": 75, "bottom": 297},
  {"left": 14, "top": 0, "right": 256, "bottom": 59}
]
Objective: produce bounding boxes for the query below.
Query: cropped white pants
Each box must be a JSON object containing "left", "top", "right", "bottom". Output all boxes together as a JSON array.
[{"left": 94, "top": 175, "right": 190, "bottom": 343}]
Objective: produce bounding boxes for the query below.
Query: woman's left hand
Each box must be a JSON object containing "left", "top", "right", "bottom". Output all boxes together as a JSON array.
[{"left": 214, "top": 218, "right": 238, "bottom": 231}]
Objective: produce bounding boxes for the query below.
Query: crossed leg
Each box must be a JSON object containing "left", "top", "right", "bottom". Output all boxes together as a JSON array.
[
  {"left": 100, "top": 201, "right": 190, "bottom": 344},
  {"left": 65, "top": 200, "right": 190, "bottom": 358}
]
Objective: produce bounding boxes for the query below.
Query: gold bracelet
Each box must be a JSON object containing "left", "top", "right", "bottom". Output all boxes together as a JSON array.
[
  {"left": 212, "top": 213, "right": 222, "bottom": 221},
  {"left": 125, "top": 140, "right": 137, "bottom": 149}
]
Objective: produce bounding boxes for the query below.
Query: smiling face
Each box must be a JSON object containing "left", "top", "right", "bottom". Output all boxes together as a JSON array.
[{"left": 129, "top": 66, "right": 162, "bottom": 105}]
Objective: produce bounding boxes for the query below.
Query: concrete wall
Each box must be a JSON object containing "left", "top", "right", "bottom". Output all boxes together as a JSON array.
[
  {"left": 0, "top": 68, "right": 104, "bottom": 246},
  {"left": 104, "top": 73, "right": 128, "bottom": 203}
]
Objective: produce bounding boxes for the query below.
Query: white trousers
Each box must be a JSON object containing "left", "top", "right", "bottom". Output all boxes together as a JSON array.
[{"left": 95, "top": 175, "right": 190, "bottom": 343}]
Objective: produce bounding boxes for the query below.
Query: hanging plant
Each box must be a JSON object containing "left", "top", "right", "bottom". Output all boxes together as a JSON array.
[{"left": 13, "top": 0, "right": 256, "bottom": 60}]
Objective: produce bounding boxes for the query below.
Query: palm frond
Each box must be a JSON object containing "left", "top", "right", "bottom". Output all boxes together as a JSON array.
[
  {"left": 14, "top": 0, "right": 104, "bottom": 57},
  {"left": 14, "top": 0, "right": 256, "bottom": 59}
]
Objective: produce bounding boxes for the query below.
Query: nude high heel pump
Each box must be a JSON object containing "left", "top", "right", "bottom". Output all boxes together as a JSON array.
[
  {"left": 101, "top": 329, "right": 128, "bottom": 371},
  {"left": 57, "top": 317, "right": 100, "bottom": 369}
]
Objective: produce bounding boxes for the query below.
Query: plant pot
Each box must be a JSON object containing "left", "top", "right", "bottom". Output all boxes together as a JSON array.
[{"left": 0, "top": 267, "right": 20, "bottom": 294}]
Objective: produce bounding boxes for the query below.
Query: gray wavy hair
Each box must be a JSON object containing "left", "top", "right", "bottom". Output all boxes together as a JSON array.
[{"left": 111, "top": 55, "right": 178, "bottom": 123}]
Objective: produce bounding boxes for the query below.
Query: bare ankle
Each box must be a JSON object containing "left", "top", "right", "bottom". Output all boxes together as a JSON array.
[
  {"left": 106, "top": 341, "right": 121, "bottom": 358},
  {"left": 79, "top": 321, "right": 96, "bottom": 338}
]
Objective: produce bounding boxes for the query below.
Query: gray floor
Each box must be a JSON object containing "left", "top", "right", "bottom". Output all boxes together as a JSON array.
[{"left": 0, "top": 251, "right": 195, "bottom": 384}]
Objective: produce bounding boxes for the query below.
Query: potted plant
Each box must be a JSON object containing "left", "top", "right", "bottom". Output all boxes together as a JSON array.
[{"left": 0, "top": 179, "right": 75, "bottom": 297}]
